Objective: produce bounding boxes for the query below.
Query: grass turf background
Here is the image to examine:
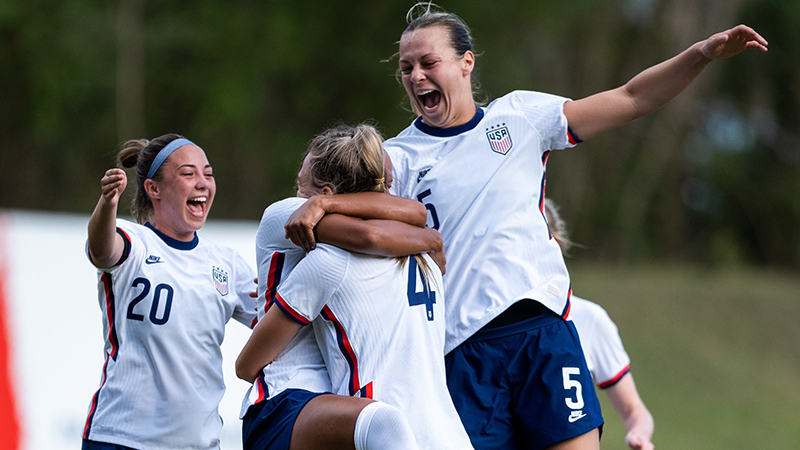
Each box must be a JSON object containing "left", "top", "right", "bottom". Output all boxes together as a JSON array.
[{"left": 567, "top": 263, "right": 800, "bottom": 449}]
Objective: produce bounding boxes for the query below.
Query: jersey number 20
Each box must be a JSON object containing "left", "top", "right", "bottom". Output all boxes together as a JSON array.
[{"left": 127, "top": 277, "right": 174, "bottom": 325}]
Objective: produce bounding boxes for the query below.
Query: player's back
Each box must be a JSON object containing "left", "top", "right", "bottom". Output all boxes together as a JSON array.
[{"left": 287, "top": 245, "right": 472, "bottom": 449}]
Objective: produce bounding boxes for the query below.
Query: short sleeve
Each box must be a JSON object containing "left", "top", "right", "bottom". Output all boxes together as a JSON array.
[
  {"left": 509, "top": 90, "right": 576, "bottom": 151},
  {"left": 231, "top": 252, "right": 258, "bottom": 328},
  {"left": 97, "top": 219, "right": 143, "bottom": 273},
  {"left": 274, "top": 244, "right": 349, "bottom": 326},
  {"left": 255, "top": 198, "right": 308, "bottom": 314},
  {"left": 586, "top": 305, "right": 631, "bottom": 388},
  {"left": 256, "top": 198, "right": 307, "bottom": 256}
]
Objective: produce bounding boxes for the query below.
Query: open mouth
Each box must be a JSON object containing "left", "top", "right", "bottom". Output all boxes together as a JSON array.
[
  {"left": 187, "top": 196, "right": 207, "bottom": 217},
  {"left": 417, "top": 89, "right": 441, "bottom": 111}
]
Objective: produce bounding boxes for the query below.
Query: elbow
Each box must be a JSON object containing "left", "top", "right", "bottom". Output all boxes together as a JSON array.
[
  {"left": 359, "top": 226, "right": 388, "bottom": 252},
  {"left": 235, "top": 356, "right": 258, "bottom": 384},
  {"left": 409, "top": 201, "right": 428, "bottom": 227}
]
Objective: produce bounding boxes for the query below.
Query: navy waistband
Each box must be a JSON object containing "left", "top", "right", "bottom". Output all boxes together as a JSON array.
[{"left": 467, "top": 303, "right": 563, "bottom": 343}]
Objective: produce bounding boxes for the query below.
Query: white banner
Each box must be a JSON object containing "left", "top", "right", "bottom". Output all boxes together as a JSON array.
[{"left": 0, "top": 210, "right": 258, "bottom": 450}]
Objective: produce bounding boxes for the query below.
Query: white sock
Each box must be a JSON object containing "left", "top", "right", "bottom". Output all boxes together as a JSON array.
[{"left": 353, "top": 401, "right": 419, "bottom": 450}]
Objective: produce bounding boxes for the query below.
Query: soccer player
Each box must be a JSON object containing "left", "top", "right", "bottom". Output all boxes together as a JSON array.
[
  {"left": 82, "top": 135, "right": 258, "bottom": 450},
  {"left": 286, "top": 3, "right": 766, "bottom": 449},
  {"left": 236, "top": 124, "right": 468, "bottom": 450},
  {"left": 545, "top": 199, "right": 655, "bottom": 450}
]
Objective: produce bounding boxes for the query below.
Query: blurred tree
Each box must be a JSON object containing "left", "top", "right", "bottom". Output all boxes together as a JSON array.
[{"left": 0, "top": 0, "right": 796, "bottom": 267}]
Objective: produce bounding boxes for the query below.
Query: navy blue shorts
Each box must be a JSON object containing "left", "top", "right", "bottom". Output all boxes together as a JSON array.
[
  {"left": 445, "top": 305, "right": 603, "bottom": 450},
  {"left": 242, "top": 388, "right": 325, "bottom": 450},
  {"left": 82, "top": 440, "right": 136, "bottom": 450}
]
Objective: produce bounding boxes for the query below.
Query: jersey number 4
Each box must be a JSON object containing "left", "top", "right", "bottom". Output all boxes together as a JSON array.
[
  {"left": 406, "top": 257, "right": 436, "bottom": 321},
  {"left": 127, "top": 277, "right": 173, "bottom": 325}
]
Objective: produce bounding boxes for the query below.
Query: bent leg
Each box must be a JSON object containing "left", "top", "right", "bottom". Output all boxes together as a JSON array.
[
  {"left": 290, "top": 395, "right": 418, "bottom": 450},
  {"left": 290, "top": 394, "right": 368, "bottom": 450}
]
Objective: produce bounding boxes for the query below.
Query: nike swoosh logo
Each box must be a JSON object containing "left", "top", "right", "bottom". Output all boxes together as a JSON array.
[
  {"left": 145, "top": 257, "right": 164, "bottom": 264},
  {"left": 568, "top": 413, "right": 587, "bottom": 423}
]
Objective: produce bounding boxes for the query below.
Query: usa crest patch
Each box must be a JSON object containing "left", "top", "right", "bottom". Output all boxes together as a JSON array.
[
  {"left": 486, "top": 124, "right": 512, "bottom": 155},
  {"left": 212, "top": 266, "right": 229, "bottom": 296}
]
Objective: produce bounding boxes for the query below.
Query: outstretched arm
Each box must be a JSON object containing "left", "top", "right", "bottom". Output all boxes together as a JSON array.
[
  {"left": 87, "top": 168, "right": 128, "bottom": 269},
  {"left": 564, "top": 24, "right": 768, "bottom": 140},
  {"left": 236, "top": 306, "right": 303, "bottom": 383},
  {"left": 285, "top": 192, "right": 428, "bottom": 252},
  {"left": 605, "top": 373, "right": 655, "bottom": 450}
]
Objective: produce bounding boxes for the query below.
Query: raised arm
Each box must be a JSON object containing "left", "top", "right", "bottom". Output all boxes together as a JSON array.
[
  {"left": 87, "top": 168, "right": 128, "bottom": 269},
  {"left": 564, "top": 24, "right": 768, "bottom": 140},
  {"left": 604, "top": 373, "right": 655, "bottom": 450},
  {"left": 285, "top": 192, "right": 428, "bottom": 252},
  {"left": 235, "top": 306, "right": 302, "bottom": 383}
]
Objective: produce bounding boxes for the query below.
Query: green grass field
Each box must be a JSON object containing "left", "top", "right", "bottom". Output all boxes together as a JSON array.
[{"left": 566, "top": 263, "right": 800, "bottom": 449}]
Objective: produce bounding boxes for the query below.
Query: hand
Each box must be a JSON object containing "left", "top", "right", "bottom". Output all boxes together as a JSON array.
[
  {"left": 625, "top": 431, "right": 654, "bottom": 450},
  {"left": 100, "top": 168, "right": 127, "bottom": 206},
  {"left": 249, "top": 278, "right": 258, "bottom": 299},
  {"left": 427, "top": 248, "right": 446, "bottom": 275},
  {"left": 285, "top": 196, "right": 327, "bottom": 252},
  {"left": 700, "top": 24, "right": 768, "bottom": 61}
]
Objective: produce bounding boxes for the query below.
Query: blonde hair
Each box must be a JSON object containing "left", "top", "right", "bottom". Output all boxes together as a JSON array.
[
  {"left": 303, "top": 124, "right": 387, "bottom": 195},
  {"left": 116, "top": 133, "right": 185, "bottom": 224},
  {"left": 304, "top": 123, "right": 435, "bottom": 282},
  {"left": 543, "top": 198, "right": 573, "bottom": 256}
]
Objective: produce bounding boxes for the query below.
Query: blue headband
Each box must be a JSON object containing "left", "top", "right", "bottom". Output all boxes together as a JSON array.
[{"left": 146, "top": 138, "right": 196, "bottom": 179}]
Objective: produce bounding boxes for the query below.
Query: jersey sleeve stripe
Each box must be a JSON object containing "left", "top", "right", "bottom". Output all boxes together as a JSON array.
[
  {"left": 255, "top": 374, "right": 269, "bottom": 403},
  {"left": 561, "top": 287, "right": 572, "bottom": 319},
  {"left": 321, "top": 305, "right": 361, "bottom": 397},
  {"left": 567, "top": 127, "right": 583, "bottom": 145},
  {"left": 598, "top": 364, "right": 631, "bottom": 389},
  {"left": 272, "top": 293, "right": 310, "bottom": 326},
  {"left": 101, "top": 273, "right": 120, "bottom": 360},
  {"left": 265, "top": 251, "right": 285, "bottom": 304},
  {"left": 358, "top": 381, "right": 373, "bottom": 399},
  {"left": 112, "top": 227, "right": 132, "bottom": 267}
]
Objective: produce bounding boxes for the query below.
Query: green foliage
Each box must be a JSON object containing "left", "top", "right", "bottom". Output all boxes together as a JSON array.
[{"left": 0, "top": 0, "right": 797, "bottom": 266}]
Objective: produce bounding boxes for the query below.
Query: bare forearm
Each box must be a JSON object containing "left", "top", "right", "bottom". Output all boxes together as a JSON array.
[
  {"left": 315, "top": 192, "right": 427, "bottom": 227},
  {"left": 565, "top": 25, "right": 767, "bottom": 141},
  {"left": 623, "top": 42, "right": 710, "bottom": 117},
  {"left": 621, "top": 403, "right": 654, "bottom": 439},
  {"left": 606, "top": 374, "right": 655, "bottom": 449},
  {"left": 87, "top": 197, "right": 123, "bottom": 268},
  {"left": 566, "top": 42, "right": 709, "bottom": 140},
  {"left": 317, "top": 216, "right": 442, "bottom": 257},
  {"left": 236, "top": 307, "right": 302, "bottom": 383}
]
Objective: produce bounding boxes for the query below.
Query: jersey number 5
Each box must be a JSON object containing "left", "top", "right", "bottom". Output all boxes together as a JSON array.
[
  {"left": 127, "top": 277, "right": 174, "bottom": 325},
  {"left": 562, "top": 367, "right": 585, "bottom": 410},
  {"left": 416, "top": 189, "right": 440, "bottom": 230}
]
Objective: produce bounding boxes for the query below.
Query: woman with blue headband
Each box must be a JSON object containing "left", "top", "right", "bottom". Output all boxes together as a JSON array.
[{"left": 82, "top": 134, "right": 258, "bottom": 450}]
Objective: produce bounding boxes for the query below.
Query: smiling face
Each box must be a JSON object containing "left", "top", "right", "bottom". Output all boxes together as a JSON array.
[
  {"left": 399, "top": 25, "right": 476, "bottom": 129},
  {"left": 145, "top": 144, "right": 216, "bottom": 241}
]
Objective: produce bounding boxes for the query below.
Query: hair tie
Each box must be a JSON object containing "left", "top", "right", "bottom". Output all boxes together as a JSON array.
[
  {"left": 374, "top": 177, "right": 385, "bottom": 185},
  {"left": 146, "top": 138, "right": 195, "bottom": 180}
]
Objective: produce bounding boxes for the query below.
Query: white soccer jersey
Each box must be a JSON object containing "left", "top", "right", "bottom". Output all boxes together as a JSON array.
[
  {"left": 83, "top": 220, "right": 257, "bottom": 450},
  {"left": 568, "top": 296, "right": 631, "bottom": 388},
  {"left": 276, "top": 246, "right": 473, "bottom": 450},
  {"left": 385, "top": 90, "right": 578, "bottom": 353},
  {"left": 240, "top": 197, "right": 331, "bottom": 418}
]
